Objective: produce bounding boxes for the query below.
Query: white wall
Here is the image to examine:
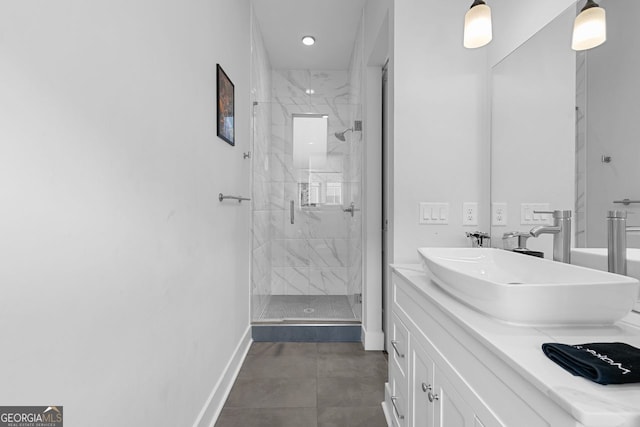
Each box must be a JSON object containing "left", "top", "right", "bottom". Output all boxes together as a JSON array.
[
  {"left": 0, "top": 1, "right": 251, "bottom": 426},
  {"left": 392, "top": 0, "right": 489, "bottom": 263},
  {"left": 362, "top": 0, "right": 391, "bottom": 350},
  {"left": 490, "top": 7, "right": 576, "bottom": 258}
]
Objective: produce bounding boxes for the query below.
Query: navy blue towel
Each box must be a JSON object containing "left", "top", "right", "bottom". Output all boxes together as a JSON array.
[{"left": 542, "top": 342, "right": 640, "bottom": 385}]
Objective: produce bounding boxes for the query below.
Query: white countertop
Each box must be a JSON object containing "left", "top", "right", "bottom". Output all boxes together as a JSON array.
[{"left": 392, "top": 264, "right": 640, "bottom": 427}]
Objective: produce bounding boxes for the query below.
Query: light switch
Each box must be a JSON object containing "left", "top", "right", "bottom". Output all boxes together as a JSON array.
[
  {"left": 419, "top": 203, "right": 449, "bottom": 225},
  {"left": 521, "top": 203, "right": 550, "bottom": 225}
]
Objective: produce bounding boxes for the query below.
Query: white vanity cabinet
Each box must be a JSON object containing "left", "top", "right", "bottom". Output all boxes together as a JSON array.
[
  {"left": 386, "top": 282, "right": 501, "bottom": 427},
  {"left": 383, "top": 266, "right": 599, "bottom": 427}
]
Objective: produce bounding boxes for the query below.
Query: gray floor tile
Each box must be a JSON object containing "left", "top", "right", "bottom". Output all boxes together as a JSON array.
[
  {"left": 317, "top": 406, "right": 387, "bottom": 427},
  {"left": 225, "top": 377, "right": 317, "bottom": 408},
  {"left": 239, "top": 354, "right": 317, "bottom": 379},
  {"left": 215, "top": 407, "right": 318, "bottom": 427},
  {"left": 317, "top": 377, "right": 385, "bottom": 408},
  {"left": 317, "top": 353, "right": 387, "bottom": 379},
  {"left": 317, "top": 342, "right": 365, "bottom": 355},
  {"left": 248, "top": 342, "right": 318, "bottom": 357}
]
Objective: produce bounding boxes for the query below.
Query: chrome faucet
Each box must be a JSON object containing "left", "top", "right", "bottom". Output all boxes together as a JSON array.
[
  {"left": 529, "top": 210, "right": 572, "bottom": 263},
  {"left": 606, "top": 210, "right": 640, "bottom": 275},
  {"left": 466, "top": 231, "right": 490, "bottom": 248}
]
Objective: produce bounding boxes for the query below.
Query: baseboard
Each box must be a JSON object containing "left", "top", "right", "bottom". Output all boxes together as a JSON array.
[
  {"left": 192, "top": 325, "right": 252, "bottom": 427},
  {"left": 362, "top": 324, "right": 385, "bottom": 351}
]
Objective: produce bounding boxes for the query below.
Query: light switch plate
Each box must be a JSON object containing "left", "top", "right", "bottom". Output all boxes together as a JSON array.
[
  {"left": 419, "top": 202, "right": 449, "bottom": 225},
  {"left": 520, "top": 203, "right": 551, "bottom": 225},
  {"left": 492, "top": 202, "right": 508, "bottom": 226},
  {"left": 462, "top": 202, "right": 478, "bottom": 226}
]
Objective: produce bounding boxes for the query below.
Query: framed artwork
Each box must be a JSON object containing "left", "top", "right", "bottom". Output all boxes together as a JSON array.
[{"left": 216, "top": 64, "right": 235, "bottom": 146}]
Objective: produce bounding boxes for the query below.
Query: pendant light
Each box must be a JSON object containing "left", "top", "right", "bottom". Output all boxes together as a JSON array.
[
  {"left": 464, "top": 0, "right": 493, "bottom": 49},
  {"left": 572, "top": 0, "right": 606, "bottom": 51}
]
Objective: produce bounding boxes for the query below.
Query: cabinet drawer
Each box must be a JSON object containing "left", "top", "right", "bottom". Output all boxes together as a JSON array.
[
  {"left": 390, "top": 312, "right": 409, "bottom": 378},
  {"left": 390, "top": 368, "right": 408, "bottom": 427}
]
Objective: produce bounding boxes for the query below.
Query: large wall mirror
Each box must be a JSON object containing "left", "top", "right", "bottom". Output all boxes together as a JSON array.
[
  {"left": 491, "top": 5, "right": 576, "bottom": 258},
  {"left": 491, "top": 0, "right": 640, "bottom": 258}
]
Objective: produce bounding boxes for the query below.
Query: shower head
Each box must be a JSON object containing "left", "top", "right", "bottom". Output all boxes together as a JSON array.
[{"left": 335, "top": 128, "right": 353, "bottom": 141}]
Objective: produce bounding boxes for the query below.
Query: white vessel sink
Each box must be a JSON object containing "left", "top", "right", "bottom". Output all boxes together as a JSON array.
[
  {"left": 571, "top": 248, "right": 640, "bottom": 279},
  {"left": 418, "top": 247, "right": 640, "bottom": 326}
]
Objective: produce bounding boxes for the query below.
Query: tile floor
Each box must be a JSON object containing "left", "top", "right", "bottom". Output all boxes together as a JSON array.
[
  {"left": 258, "top": 295, "right": 358, "bottom": 321},
  {"left": 215, "top": 342, "right": 388, "bottom": 427}
]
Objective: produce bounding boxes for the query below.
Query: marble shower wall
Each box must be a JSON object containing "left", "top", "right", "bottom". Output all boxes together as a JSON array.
[
  {"left": 250, "top": 14, "right": 272, "bottom": 320},
  {"left": 269, "top": 69, "right": 362, "bottom": 301}
]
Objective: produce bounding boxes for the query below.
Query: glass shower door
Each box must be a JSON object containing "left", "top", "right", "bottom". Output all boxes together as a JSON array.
[{"left": 251, "top": 101, "right": 362, "bottom": 323}]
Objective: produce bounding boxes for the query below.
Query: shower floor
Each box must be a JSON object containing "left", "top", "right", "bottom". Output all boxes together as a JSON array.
[{"left": 257, "top": 295, "right": 358, "bottom": 322}]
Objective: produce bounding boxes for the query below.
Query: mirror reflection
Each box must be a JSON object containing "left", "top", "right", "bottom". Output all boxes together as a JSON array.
[{"left": 491, "top": 0, "right": 640, "bottom": 305}]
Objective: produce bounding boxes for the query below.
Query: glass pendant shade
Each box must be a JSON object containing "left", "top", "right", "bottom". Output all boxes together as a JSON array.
[
  {"left": 464, "top": 2, "right": 493, "bottom": 49},
  {"left": 572, "top": 3, "right": 606, "bottom": 51}
]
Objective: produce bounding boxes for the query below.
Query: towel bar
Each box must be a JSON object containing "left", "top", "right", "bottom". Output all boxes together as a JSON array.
[{"left": 218, "top": 193, "right": 250, "bottom": 203}]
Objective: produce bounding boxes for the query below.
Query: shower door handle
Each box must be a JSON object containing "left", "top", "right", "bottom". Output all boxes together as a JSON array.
[
  {"left": 342, "top": 202, "right": 360, "bottom": 217},
  {"left": 290, "top": 200, "right": 295, "bottom": 224}
]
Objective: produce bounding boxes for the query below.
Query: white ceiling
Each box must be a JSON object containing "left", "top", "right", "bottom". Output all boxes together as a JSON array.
[{"left": 252, "top": 0, "right": 367, "bottom": 70}]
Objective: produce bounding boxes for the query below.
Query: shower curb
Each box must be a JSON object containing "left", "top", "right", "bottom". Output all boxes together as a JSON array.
[{"left": 252, "top": 324, "right": 362, "bottom": 342}]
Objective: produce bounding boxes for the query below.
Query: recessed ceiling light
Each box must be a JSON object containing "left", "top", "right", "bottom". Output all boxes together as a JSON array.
[
  {"left": 305, "top": 89, "right": 315, "bottom": 94},
  {"left": 302, "top": 36, "right": 315, "bottom": 46}
]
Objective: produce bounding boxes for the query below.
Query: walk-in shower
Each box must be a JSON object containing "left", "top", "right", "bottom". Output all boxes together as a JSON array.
[{"left": 249, "top": 70, "right": 363, "bottom": 332}]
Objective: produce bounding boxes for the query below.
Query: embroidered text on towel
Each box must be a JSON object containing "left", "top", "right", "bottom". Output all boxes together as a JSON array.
[{"left": 575, "top": 345, "right": 632, "bottom": 375}]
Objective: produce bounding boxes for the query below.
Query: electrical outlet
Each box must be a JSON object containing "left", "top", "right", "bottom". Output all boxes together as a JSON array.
[
  {"left": 492, "top": 202, "right": 508, "bottom": 226},
  {"left": 462, "top": 202, "right": 478, "bottom": 226}
]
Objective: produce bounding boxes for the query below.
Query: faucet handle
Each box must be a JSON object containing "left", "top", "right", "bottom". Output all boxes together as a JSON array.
[{"left": 534, "top": 210, "right": 572, "bottom": 219}]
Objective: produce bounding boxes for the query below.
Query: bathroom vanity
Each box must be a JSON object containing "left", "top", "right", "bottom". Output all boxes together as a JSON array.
[{"left": 383, "top": 263, "right": 640, "bottom": 427}]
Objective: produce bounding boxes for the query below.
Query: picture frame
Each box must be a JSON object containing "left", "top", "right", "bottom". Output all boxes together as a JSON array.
[{"left": 216, "top": 64, "right": 235, "bottom": 146}]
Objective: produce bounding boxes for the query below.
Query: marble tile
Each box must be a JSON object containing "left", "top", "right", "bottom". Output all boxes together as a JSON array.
[
  {"left": 270, "top": 209, "right": 285, "bottom": 239},
  {"left": 252, "top": 178, "right": 270, "bottom": 211},
  {"left": 309, "top": 239, "right": 348, "bottom": 268},
  {"left": 306, "top": 210, "right": 348, "bottom": 239},
  {"left": 252, "top": 210, "right": 270, "bottom": 249},
  {"left": 284, "top": 267, "right": 310, "bottom": 295},
  {"left": 269, "top": 181, "right": 285, "bottom": 210},
  {"left": 309, "top": 268, "right": 348, "bottom": 295},
  {"left": 285, "top": 239, "right": 310, "bottom": 267},
  {"left": 271, "top": 268, "right": 286, "bottom": 294},
  {"left": 252, "top": 244, "right": 270, "bottom": 281},
  {"left": 271, "top": 239, "right": 286, "bottom": 268}
]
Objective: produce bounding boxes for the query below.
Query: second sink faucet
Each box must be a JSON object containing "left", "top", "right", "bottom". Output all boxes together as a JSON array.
[{"left": 529, "top": 210, "right": 572, "bottom": 263}]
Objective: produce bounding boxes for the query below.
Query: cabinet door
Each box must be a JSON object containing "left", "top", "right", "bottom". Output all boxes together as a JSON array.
[
  {"left": 390, "top": 312, "right": 409, "bottom": 378},
  {"left": 433, "top": 371, "right": 477, "bottom": 427},
  {"left": 410, "top": 339, "right": 435, "bottom": 427}
]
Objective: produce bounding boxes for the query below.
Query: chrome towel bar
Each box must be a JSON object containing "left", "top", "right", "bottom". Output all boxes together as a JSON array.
[
  {"left": 614, "top": 199, "right": 640, "bottom": 205},
  {"left": 218, "top": 193, "right": 250, "bottom": 203}
]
